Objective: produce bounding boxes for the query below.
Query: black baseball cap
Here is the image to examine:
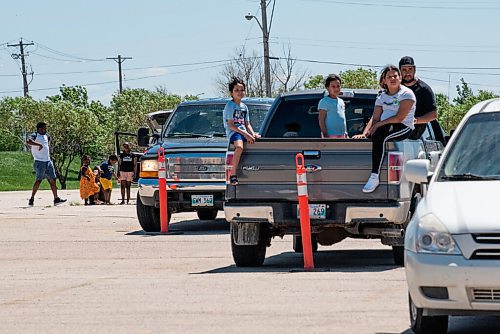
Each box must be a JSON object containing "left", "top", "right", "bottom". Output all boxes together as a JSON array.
[{"left": 399, "top": 56, "right": 415, "bottom": 67}]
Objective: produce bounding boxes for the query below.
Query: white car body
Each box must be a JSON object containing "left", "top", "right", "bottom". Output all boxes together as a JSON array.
[{"left": 404, "top": 98, "right": 500, "bottom": 333}]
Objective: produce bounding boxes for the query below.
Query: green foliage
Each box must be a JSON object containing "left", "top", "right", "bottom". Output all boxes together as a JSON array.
[
  {"left": 340, "top": 68, "right": 378, "bottom": 89},
  {"left": 304, "top": 68, "right": 378, "bottom": 90},
  {"left": 304, "top": 75, "right": 324, "bottom": 90},
  {"left": 437, "top": 80, "right": 498, "bottom": 133},
  {"left": 109, "top": 88, "right": 181, "bottom": 134}
]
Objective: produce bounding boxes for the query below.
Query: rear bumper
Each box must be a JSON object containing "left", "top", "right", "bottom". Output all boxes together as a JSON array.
[
  {"left": 138, "top": 178, "right": 225, "bottom": 211},
  {"left": 224, "top": 201, "right": 410, "bottom": 225}
]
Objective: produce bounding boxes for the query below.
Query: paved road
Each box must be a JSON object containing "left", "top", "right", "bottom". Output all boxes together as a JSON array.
[{"left": 0, "top": 190, "right": 498, "bottom": 333}]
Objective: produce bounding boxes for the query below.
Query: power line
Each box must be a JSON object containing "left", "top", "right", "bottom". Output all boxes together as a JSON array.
[{"left": 300, "top": 0, "right": 500, "bottom": 10}]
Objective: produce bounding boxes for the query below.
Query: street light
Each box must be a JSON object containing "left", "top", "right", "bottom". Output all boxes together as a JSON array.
[{"left": 245, "top": 7, "right": 272, "bottom": 98}]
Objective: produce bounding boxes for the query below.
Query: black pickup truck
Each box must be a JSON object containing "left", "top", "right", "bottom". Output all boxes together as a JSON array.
[{"left": 224, "top": 89, "right": 445, "bottom": 267}]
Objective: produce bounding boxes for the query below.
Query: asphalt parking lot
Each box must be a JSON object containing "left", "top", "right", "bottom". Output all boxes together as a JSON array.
[{"left": 0, "top": 190, "right": 498, "bottom": 333}]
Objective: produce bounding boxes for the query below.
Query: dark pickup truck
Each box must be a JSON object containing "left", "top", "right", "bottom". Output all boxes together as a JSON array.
[
  {"left": 136, "top": 98, "right": 273, "bottom": 232},
  {"left": 224, "top": 89, "right": 445, "bottom": 267}
]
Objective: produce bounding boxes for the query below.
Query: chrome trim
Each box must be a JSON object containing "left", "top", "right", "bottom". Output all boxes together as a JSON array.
[
  {"left": 224, "top": 205, "right": 274, "bottom": 224},
  {"left": 345, "top": 201, "right": 410, "bottom": 224}
]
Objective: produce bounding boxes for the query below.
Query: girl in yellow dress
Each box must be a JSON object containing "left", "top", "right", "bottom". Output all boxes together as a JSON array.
[{"left": 80, "top": 155, "right": 101, "bottom": 205}]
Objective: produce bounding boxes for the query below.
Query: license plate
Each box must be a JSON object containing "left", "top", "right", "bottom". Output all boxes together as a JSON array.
[
  {"left": 191, "top": 195, "right": 214, "bottom": 207},
  {"left": 297, "top": 204, "right": 326, "bottom": 219}
]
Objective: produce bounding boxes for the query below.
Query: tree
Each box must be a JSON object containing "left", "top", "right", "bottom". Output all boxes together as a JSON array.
[
  {"left": 273, "top": 44, "right": 309, "bottom": 93},
  {"left": 216, "top": 46, "right": 308, "bottom": 97},
  {"left": 215, "top": 47, "right": 266, "bottom": 97},
  {"left": 0, "top": 97, "right": 25, "bottom": 151},
  {"left": 340, "top": 68, "right": 378, "bottom": 89},
  {"left": 437, "top": 80, "right": 498, "bottom": 133},
  {"left": 304, "top": 75, "right": 324, "bottom": 90},
  {"left": 304, "top": 68, "right": 378, "bottom": 90}
]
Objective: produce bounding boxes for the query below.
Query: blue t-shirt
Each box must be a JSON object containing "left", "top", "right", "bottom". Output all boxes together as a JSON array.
[
  {"left": 318, "top": 96, "right": 347, "bottom": 136},
  {"left": 100, "top": 161, "right": 114, "bottom": 180},
  {"left": 223, "top": 100, "right": 250, "bottom": 139}
]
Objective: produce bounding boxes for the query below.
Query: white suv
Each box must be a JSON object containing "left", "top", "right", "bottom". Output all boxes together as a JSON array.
[{"left": 404, "top": 98, "right": 500, "bottom": 334}]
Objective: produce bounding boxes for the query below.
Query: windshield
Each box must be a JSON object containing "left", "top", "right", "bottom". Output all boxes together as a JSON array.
[
  {"left": 264, "top": 97, "right": 375, "bottom": 138},
  {"left": 164, "top": 103, "right": 270, "bottom": 138},
  {"left": 438, "top": 112, "right": 500, "bottom": 181}
]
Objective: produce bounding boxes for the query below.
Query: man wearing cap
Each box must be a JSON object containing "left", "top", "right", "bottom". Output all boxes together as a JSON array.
[{"left": 399, "top": 56, "right": 446, "bottom": 145}]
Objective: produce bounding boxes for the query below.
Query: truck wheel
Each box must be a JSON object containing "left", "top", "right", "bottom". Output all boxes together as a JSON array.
[
  {"left": 392, "top": 246, "right": 404, "bottom": 266},
  {"left": 231, "top": 224, "right": 268, "bottom": 267},
  {"left": 197, "top": 208, "right": 218, "bottom": 220},
  {"left": 293, "top": 235, "right": 318, "bottom": 253},
  {"left": 136, "top": 193, "right": 171, "bottom": 232},
  {"left": 409, "top": 294, "right": 448, "bottom": 334},
  {"left": 394, "top": 192, "right": 422, "bottom": 266},
  {"left": 136, "top": 193, "right": 160, "bottom": 232}
]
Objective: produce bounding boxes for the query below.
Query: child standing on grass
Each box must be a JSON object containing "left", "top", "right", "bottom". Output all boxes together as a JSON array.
[
  {"left": 318, "top": 74, "right": 348, "bottom": 139},
  {"left": 79, "top": 155, "right": 102, "bottom": 205},
  {"left": 99, "top": 155, "right": 119, "bottom": 205},
  {"left": 223, "top": 77, "right": 260, "bottom": 185}
]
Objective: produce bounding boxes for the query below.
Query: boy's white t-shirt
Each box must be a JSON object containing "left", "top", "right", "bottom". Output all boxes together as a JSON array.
[
  {"left": 375, "top": 86, "right": 416, "bottom": 129},
  {"left": 29, "top": 132, "right": 51, "bottom": 162}
]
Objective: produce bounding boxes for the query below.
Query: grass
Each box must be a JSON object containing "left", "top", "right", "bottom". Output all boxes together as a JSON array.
[{"left": 0, "top": 151, "right": 82, "bottom": 191}]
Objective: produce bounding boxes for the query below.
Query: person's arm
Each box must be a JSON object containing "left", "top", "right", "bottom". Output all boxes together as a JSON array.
[
  {"left": 133, "top": 156, "right": 137, "bottom": 175},
  {"left": 26, "top": 135, "right": 43, "bottom": 151},
  {"left": 318, "top": 109, "right": 328, "bottom": 137},
  {"left": 244, "top": 121, "right": 260, "bottom": 138},
  {"left": 227, "top": 119, "right": 255, "bottom": 143},
  {"left": 415, "top": 86, "right": 437, "bottom": 124},
  {"left": 353, "top": 106, "right": 382, "bottom": 138},
  {"left": 368, "top": 100, "right": 414, "bottom": 135}
]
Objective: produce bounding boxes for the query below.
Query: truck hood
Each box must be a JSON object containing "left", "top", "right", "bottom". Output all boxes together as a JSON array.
[
  {"left": 421, "top": 181, "right": 500, "bottom": 234},
  {"left": 143, "top": 137, "right": 228, "bottom": 157}
]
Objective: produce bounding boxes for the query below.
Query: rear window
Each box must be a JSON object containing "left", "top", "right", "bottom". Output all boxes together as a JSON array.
[{"left": 264, "top": 97, "right": 375, "bottom": 138}]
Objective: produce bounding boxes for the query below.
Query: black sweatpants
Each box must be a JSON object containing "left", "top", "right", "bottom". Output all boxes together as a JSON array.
[{"left": 371, "top": 123, "right": 412, "bottom": 174}]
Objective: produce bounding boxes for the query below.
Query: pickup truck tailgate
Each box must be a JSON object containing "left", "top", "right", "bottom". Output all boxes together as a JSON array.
[{"left": 228, "top": 139, "right": 394, "bottom": 201}]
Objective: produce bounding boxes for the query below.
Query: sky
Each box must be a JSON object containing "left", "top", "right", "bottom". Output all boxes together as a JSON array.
[{"left": 2, "top": 0, "right": 500, "bottom": 106}]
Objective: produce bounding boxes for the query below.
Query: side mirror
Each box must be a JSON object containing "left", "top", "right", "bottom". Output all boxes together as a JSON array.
[
  {"left": 405, "top": 159, "right": 432, "bottom": 184},
  {"left": 137, "top": 127, "right": 150, "bottom": 147}
]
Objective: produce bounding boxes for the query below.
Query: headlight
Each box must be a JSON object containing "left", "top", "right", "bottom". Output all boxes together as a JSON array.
[
  {"left": 416, "top": 213, "right": 462, "bottom": 255},
  {"left": 140, "top": 159, "right": 158, "bottom": 178}
]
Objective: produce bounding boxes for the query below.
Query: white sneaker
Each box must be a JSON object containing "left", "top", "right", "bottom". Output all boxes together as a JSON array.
[{"left": 362, "top": 173, "right": 379, "bottom": 193}]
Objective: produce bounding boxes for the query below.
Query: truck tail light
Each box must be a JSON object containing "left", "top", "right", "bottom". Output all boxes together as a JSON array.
[
  {"left": 225, "top": 151, "right": 234, "bottom": 184},
  {"left": 388, "top": 151, "right": 404, "bottom": 184}
]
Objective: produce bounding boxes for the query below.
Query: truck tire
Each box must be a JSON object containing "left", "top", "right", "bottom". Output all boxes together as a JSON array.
[
  {"left": 394, "top": 192, "right": 422, "bottom": 265},
  {"left": 293, "top": 235, "right": 318, "bottom": 253},
  {"left": 197, "top": 208, "right": 218, "bottom": 221},
  {"left": 231, "top": 224, "right": 268, "bottom": 267},
  {"left": 136, "top": 193, "right": 170, "bottom": 232},
  {"left": 409, "top": 294, "right": 448, "bottom": 334}
]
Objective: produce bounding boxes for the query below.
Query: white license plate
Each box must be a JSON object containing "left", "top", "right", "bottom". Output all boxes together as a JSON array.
[
  {"left": 297, "top": 204, "right": 326, "bottom": 219},
  {"left": 191, "top": 195, "right": 214, "bottom": 207}
]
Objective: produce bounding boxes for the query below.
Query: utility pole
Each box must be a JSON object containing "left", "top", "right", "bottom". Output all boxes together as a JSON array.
[
  {"left": 8, "top": 38, "right": 34, "bottom": 97},
  {"left": 107, "top": 55, "right": 132, "bottom": 93},
  {"left": 246, "top": 1, "right": 273, "bottom": 97},
  {"left": 260, "top": 0, "right": 272, "bottom": 98}
]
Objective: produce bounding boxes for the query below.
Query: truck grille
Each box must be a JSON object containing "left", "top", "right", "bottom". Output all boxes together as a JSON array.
[
  {"left": 472, "top": 288, "right": 500, "bottom": 302},
  {"left": 167, "top": 157, "right": 225, "bottom": 181}
]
